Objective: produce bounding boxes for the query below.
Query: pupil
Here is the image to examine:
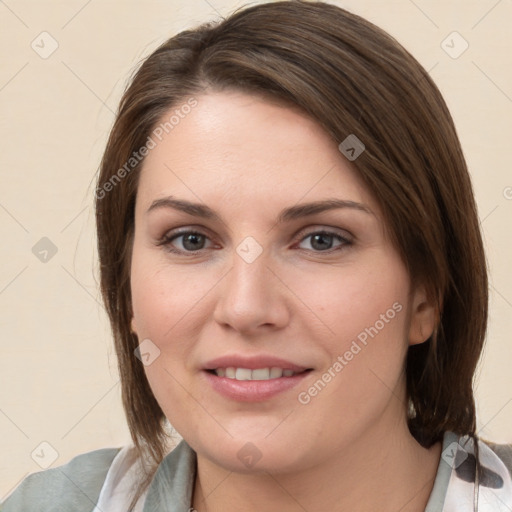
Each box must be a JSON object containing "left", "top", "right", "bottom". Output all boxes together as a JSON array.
[
  {"left": 312, "top": 233, "right": 332, "bottom": 251},
  {"left": 184, "top": 233, "right": 204, "bottom": 250}
]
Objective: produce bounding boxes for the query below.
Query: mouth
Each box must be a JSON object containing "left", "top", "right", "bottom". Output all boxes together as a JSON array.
[
  {"left": 202, "top": 356, "right": 313, "bottom": 401},
  {"left": 206, "top": 367, "right": 311, "bottom": 380}
]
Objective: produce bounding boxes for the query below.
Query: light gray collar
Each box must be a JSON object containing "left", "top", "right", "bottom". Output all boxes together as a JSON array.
[{"left": 143, "top": 440, "right": 197, "bottom": 512}]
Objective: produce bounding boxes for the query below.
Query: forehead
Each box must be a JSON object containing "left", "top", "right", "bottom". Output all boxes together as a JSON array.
[{"left": 136, "top": 91, "right": 374, "bottom": 212}]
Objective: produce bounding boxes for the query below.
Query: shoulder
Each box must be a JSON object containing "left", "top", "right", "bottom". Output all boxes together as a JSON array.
[
  {"left": 1, "top": 446, "right": 122, "bottom": 512},
  {"left": 483, "top": 439, "right": 512, "bottom": 478}
]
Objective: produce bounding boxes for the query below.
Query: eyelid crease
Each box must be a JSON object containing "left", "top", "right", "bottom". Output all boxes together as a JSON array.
[{"left": 157, "top": 223, "right": 353, "bottom": 243}]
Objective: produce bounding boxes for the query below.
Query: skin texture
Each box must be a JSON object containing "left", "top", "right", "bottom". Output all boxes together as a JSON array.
[{"left": 130, "top": 91, "right": 441, "bottom": 511}]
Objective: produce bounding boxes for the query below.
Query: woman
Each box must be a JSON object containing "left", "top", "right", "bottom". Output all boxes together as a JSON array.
[{"left": 2, "top": 1, "right": 511, "bottom": 511}]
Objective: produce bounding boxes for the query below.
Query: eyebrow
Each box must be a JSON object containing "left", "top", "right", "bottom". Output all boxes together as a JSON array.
[{"left": 146, "top": 196, "right": 373, "bottom": 223}]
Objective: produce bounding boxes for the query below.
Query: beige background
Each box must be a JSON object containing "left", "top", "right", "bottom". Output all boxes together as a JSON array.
[{"left": 1, "top": 0, "right": 511, "bottom": 496}]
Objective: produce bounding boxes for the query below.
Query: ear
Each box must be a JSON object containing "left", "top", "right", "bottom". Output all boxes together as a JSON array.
[{"left": 408, "top": 284, "right": 437, "bottom": 346}]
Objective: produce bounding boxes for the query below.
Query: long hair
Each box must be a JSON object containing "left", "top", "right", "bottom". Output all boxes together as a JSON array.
[{"left": 95, "top": 1, "right": 488, "bottom": 506}]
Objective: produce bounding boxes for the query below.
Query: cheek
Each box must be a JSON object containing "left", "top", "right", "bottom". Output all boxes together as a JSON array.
[
  {"left": 130, "top": 251, "right": 206, "bottom": 430},
  {"left": 130, "top": 248, "right": 209, "bottom": 344},
  {"left": 292, "top": 260, "right": 410, "bottom": 347},
  {"left": 292, "top": 259, "right": 411, "bottom": 406}
]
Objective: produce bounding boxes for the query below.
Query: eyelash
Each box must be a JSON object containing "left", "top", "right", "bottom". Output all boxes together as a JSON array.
[{"left": 156, "top": 228, "right": 353, "bottom": 256}]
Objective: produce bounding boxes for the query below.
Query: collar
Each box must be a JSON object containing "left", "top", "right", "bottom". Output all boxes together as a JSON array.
[
  {"left": 143, "top": 440, "right": 196, "bottom": 512},
  {"left": 143, "top": 432, "right": 512, "bottom": 512}
]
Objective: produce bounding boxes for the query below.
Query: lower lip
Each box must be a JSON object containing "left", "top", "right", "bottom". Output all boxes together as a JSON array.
[{"left": 203, "top": 370, "right": 311, "bottom": 401}]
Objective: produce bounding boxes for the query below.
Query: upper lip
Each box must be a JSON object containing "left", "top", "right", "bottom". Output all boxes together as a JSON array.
[{"left": 203, "top": 355, "right": 311, "bottom": 372}]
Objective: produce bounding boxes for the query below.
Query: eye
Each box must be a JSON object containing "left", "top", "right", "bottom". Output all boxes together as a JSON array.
[
  {"left": 157, "top": 228, "right": 352, "bottom": 255},
  {"left": 297, "top": 230, "right": 352, "bottom": 252},
  {"left": 157, "top": 230, "right": 212, "bottom": 254}
]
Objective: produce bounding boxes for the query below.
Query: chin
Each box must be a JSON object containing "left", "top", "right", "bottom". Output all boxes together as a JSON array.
[{"left": 190, "top": 430, "right": 312, "bottom": 475}]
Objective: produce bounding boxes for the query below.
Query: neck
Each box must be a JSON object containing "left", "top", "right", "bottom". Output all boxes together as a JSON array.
[{"left": 192, "top": 419, "right": 442, "bottom": 512}]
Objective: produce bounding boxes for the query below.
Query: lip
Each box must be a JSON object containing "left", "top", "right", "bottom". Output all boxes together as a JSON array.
[
  {"left": 202, "top": 354, "right": 312, "bottom": 402},
  {"left": 203, "top": 355, "right": 309, "bottom": 372}
]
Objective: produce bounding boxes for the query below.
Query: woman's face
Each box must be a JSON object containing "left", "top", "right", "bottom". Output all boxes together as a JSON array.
[{"left": 130, "top": 91, "right": 434, "bottom": 473}]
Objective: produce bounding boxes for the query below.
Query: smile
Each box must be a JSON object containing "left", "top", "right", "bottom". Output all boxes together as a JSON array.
[{"left": 210, "top": 367, "right": 301, "bottom": 380}]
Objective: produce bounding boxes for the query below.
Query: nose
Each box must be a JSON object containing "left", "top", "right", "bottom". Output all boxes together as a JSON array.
[{"left": 213, "top": 247, "right": 290, "bottom": 335}]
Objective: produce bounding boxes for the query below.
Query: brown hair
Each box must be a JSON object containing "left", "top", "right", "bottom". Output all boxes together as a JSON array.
[{"left": 95, "top": 0, "right": 488, "bottom": 506}]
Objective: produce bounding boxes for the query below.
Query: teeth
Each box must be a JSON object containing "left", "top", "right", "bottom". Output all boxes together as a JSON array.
[
  {"left": 214, "top": 366, "right": 299, "bottom": 380},
  {"left": 235, "top": 368, "right": 252, "bottom": 380},
  {"left": 252, "top": 368, "right": 270, "bottom": 380},
  {"left": 270, "top": 367, "right": 284, "bottom": 378}
]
